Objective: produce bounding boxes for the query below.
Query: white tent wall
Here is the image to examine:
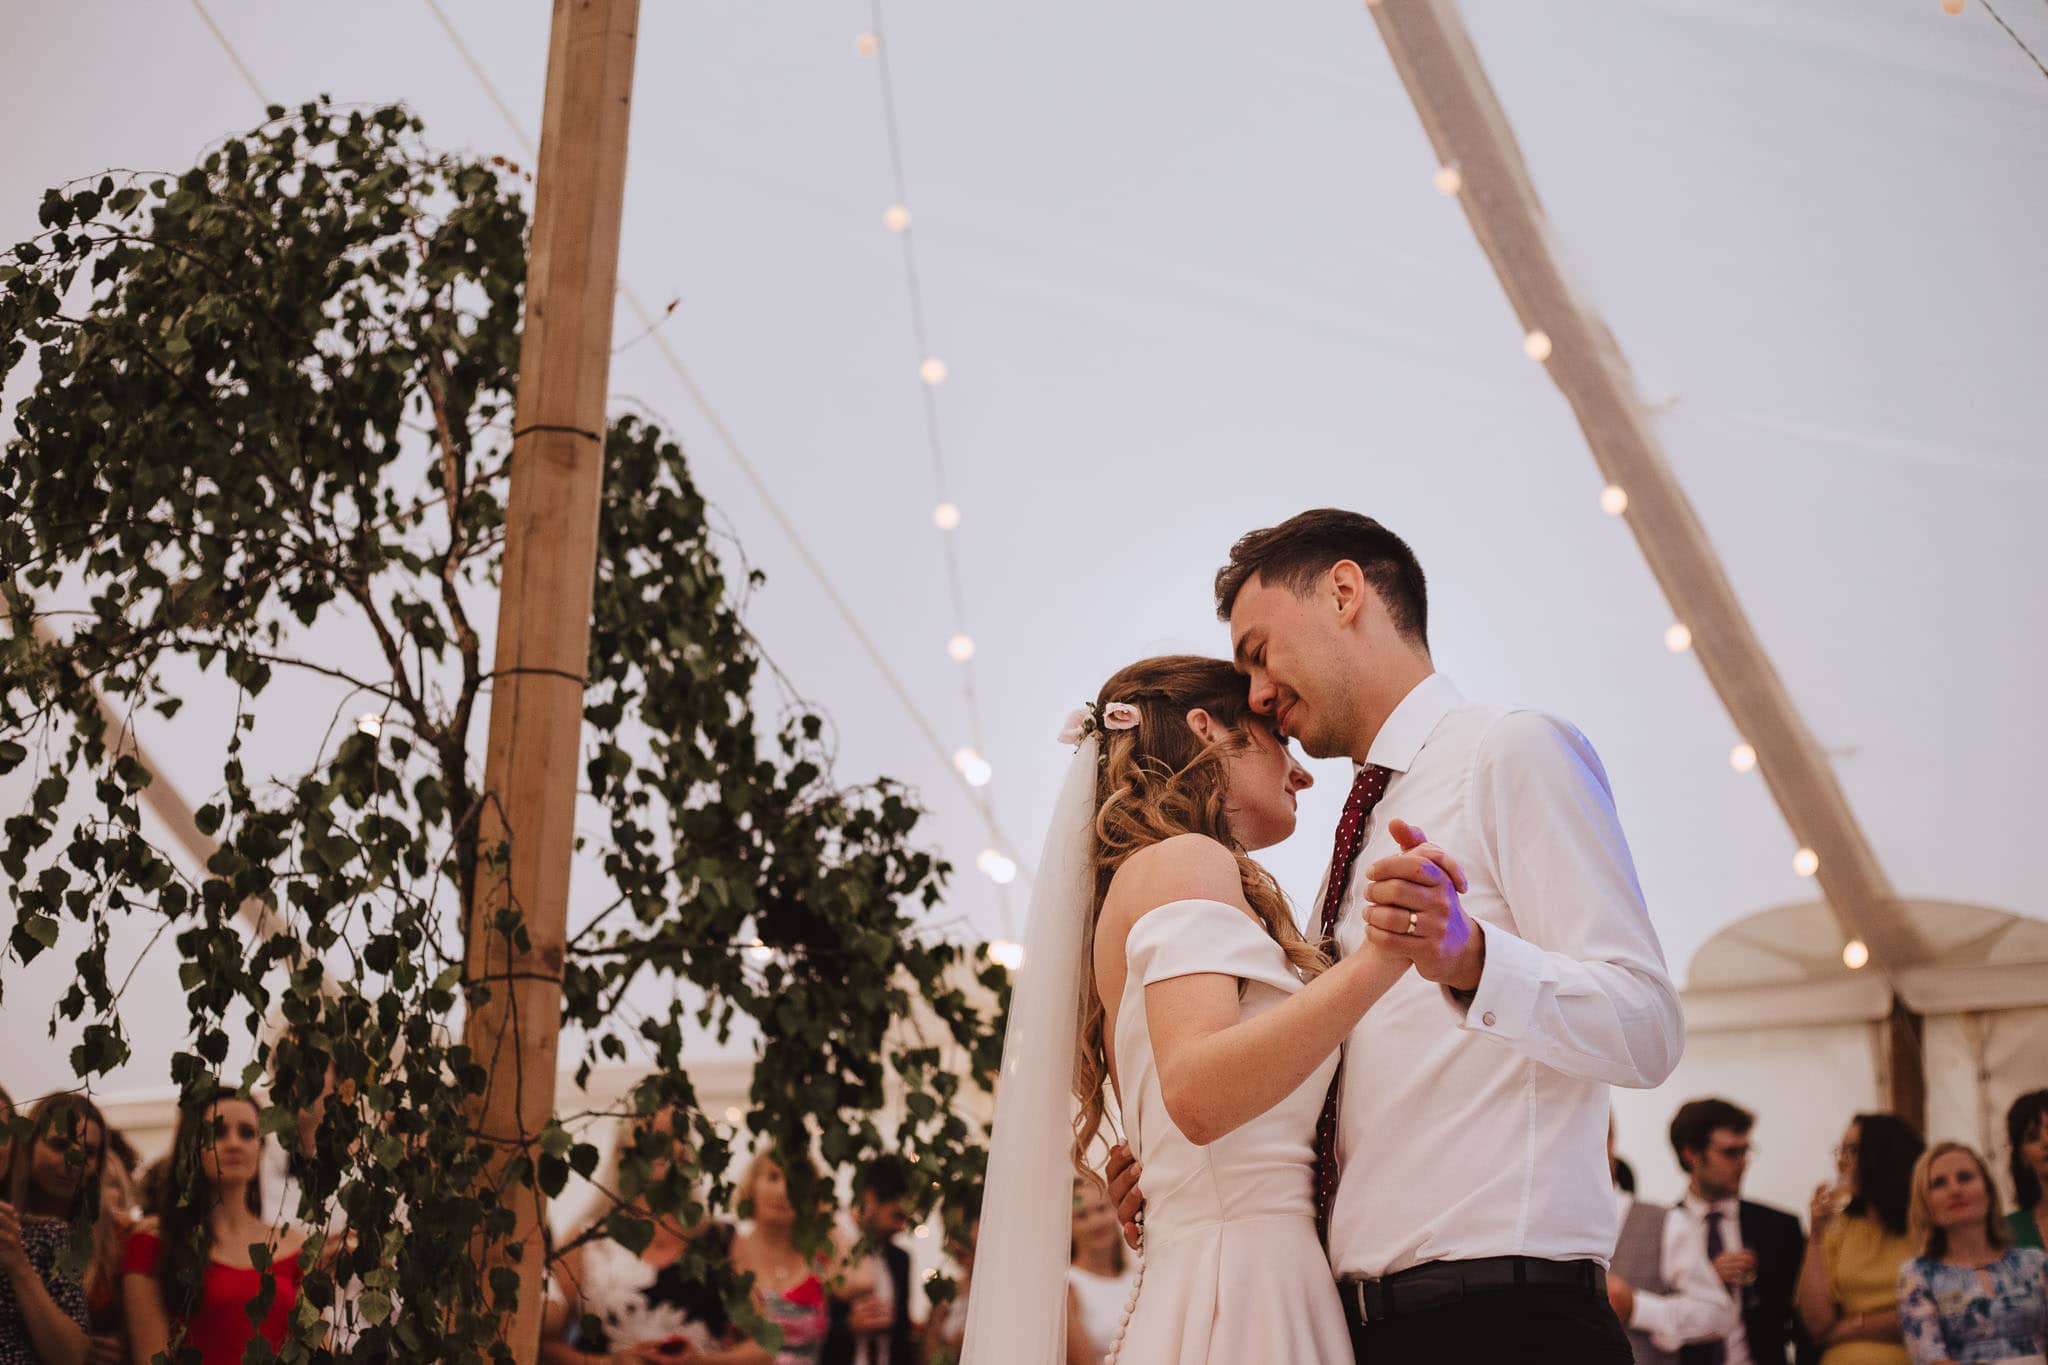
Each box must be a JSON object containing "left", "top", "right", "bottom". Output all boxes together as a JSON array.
[
  {"left": 1610, "top": 1003, "right": 2048, "bottom": 1219},
  {"left": 1609, "top": 1019, "right": 1880, "bottom": 1215},
  {"left": 1924, "top": 1008, "right": 2048, "bottom": 1207}
]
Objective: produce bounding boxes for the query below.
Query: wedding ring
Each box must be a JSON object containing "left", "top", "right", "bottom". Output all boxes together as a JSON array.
[{"left": 1406, "top": 910, "right": 1419, "bottom": 936}]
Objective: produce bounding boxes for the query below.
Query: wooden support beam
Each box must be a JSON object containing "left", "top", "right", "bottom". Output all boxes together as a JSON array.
[
  {"left": 1884, "top": 996, "right": 1928, "bottom": 1135},
  {"left": 461, "top": 0, "right": 639, "bottom": 1357},
  {"left": 1361, "top": 0, "right": 1933, "bottom": 1028}
]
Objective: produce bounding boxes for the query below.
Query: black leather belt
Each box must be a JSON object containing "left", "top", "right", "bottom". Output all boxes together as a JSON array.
[{"left": 1339, "top": 1256, "right": 1607, "bottom": 1325}]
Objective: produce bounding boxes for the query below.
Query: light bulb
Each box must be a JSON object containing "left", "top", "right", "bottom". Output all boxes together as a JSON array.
[
  {"left": 355, "top": 713, "right": 384, "bottom": 738},
  {"left": 1599, "top": 484, "right": 1628, "bottom": 517},
  {"left": 855, "top": 31, "right": 880, "bottom": 56},
  {"left": 920, "top": 357, "right": 947, "bottom": 386},
  {"left": 1793, "top": 847, "right": 1820, "bottom": 878},
  {"left": 1941, "top": 0, "right": 1965, "bottom": 12},
  {"left": 932, "top": 502, "right": 961, "bottom": 530},
  {"left": 1433, "top": 165, "right": 1463, "bottom": 196},
  {"left": 745, "top": 940, "right": 774, "bottom": 964},
  {"left": 954, "top": 747, "right": 992, "bottom": 787},
  {"left": 1524, "top": 330, "right": 1554, "bottom": 362},
  {"left": 947, "top": 633, "right": 976, "bottom": 662},
  {"left": 1842, "top": 939, "right": 1870, "bottom": 970},
  {"left": 988, "top": 938, "right": 1025, "bottom": 970},
  {"left": 884, "top": 204, "right": 911, "bottom": 232},
  {"left": 977, "top": 849, "right": 1018, "bottom": 885},
  {"left": 723, "top": 1105, "right": 744, "bottom": 1124},
  {"left": 1729, "top": 743, "right": 1757, "bottom": 773},
  {"left": 1664, "top": 623, "right": 1693, "bottom": 654}
]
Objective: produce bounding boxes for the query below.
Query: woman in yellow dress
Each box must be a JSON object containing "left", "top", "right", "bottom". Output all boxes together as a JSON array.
[{"left": 1798, "top": 1113, "right": 1926, "bottom": 1365}]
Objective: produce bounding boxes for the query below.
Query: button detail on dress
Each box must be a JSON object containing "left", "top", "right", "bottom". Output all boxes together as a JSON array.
[{"left": 1481, "top": 1011, "right": 1497, "bottom": 1028}]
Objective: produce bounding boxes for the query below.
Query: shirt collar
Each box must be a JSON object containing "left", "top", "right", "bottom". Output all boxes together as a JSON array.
[
  {"left": 1681, "top": 1190, "right": 1739, "bottom": 1221},
  {"left": 1364, "top": 673, "right": 1462, "bottom": 774}
]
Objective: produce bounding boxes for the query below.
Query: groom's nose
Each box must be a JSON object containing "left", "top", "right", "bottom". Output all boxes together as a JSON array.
[{"left": 1247, "top": 675, "right": 1276, "bottom": 713}]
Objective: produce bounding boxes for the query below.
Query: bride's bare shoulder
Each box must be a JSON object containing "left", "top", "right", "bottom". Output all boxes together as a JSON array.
[{"left": 1102, "top": 834, "right": 1249, "bottom": 930}]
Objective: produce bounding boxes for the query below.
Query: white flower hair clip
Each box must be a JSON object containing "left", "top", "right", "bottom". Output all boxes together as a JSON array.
[{"left": 1057, "top": 701, "right": 1141, "bottom": 747}]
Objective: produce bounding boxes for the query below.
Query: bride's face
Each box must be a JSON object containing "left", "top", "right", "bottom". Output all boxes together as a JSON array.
[{"left": 1213, "top": 719, "right": 1313, "bottom": 852}]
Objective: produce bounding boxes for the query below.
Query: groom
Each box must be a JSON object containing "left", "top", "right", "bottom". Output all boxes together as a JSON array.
[{"left": 1112, "top": 509, "right": 1683, "bottom": 1363}]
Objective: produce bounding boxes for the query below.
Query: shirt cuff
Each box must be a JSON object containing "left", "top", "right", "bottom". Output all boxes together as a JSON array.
[
  {"left": 1627, "top": 1292, "right": 1674, "bottom": 1350},
  {"left": 1449, "top": 920, "right": 1553, "bottom": 1040}
]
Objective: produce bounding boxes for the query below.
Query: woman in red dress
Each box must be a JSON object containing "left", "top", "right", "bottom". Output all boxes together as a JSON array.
[{"left": 121, "top": 1091, "right": 305, "bottom": 1365}]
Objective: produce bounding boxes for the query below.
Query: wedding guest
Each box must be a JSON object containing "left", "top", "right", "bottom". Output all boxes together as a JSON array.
[
  {"left": 1668, "top": 1097, "right": 1809, "bottom": 1364},
  {"left": 543, "top": 1108, "right": 758, "bottom": 1365},
  {"left": 824, "top": 1156, "right": 914, "bottom": 1365},
  {"left": 1604, "top": 1117, "right": 1738, "bottom": 1364},
  {"left": 0, "top": 1092, "right": 104, "bottom": 1365},
  {"left": 1799, "top": 1114, "right": 1924, "bottom": 1365},
  {"left": 729, "top": 1150, "right": 843, "bottom": 1365},
  {"left": 0, "top": 1085, "right": 14, "bottom": 1189},
  {"left": 1897, "top": 1141, "right": 2047, "bottom": 1365},
  {"left": 121, "top": 1090, "right": 305, "bottom": 1365},
  {"left": 134, "top": 1158, "right": 171, "bottom": 1222},
  {"left": 922, "top": 1189, "right": 980, "bottom": 1365},
  {"left": 2006, "top": 1091, "right": 2048, "bottom": 1252},
  {"left": 1064, "top": 1178, "right": 1134, "bottom": 1365},
  {"left": 85, "top": 1128, "right": 138, "bottom": 1364}
]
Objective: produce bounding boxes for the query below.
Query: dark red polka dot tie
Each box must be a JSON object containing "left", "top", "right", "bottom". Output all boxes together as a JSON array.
[{"left": 1312, "top": 763, "right": 1391, "bottom": 1248}]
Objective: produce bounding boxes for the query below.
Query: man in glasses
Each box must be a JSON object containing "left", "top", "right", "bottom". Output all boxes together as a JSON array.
[{"left": 1668, "top": 1099, "right": 1809, "bottom": 1365}]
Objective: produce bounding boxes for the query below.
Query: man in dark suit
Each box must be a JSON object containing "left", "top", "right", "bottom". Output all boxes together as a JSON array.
[
  {"left": 823, "top": 1156, "right": 914, "bottom": 1365},
  {"left": 1669, "top": 1098, "right": 1809, "bottom": 1365}
]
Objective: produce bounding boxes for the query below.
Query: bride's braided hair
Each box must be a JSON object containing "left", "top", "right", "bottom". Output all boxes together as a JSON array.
[{"left": 1070, "top": 655, "right": 1328, "bottom": 1185}]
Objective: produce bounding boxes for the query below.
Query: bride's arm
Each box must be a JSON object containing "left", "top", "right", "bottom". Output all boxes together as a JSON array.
[{"left": 1128, "top": 838, "right": 1416, "bottom": 1148}]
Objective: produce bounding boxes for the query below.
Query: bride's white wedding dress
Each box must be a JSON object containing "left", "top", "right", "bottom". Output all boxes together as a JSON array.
[{"left": 1110, "top": 897, "right": 1353, "bottom": 1362}]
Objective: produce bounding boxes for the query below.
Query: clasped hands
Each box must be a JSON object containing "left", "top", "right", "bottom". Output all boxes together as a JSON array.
[
  {"left": 1106, "top": 819, "right": 1483, "bottom": 1247},
  {"left": 1361, "top": 819, "right": 1484, "bottom": 994}
]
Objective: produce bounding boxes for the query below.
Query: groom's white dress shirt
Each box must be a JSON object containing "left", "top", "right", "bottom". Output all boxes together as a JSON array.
[{"left": 1323, "top": 674, "right": 1683, "bottom": 1280}]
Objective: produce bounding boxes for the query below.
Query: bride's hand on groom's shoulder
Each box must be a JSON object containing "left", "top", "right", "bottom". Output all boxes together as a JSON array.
[{"left": 1361, "top": 820, "right": 1486, "bottom": 993}]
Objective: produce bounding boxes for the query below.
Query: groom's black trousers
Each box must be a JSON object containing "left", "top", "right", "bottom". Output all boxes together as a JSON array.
[{"left": 1347, "top": 1282, "right": 1634, "bottom": 1364}]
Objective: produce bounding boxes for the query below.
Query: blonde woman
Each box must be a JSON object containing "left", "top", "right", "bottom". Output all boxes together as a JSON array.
[
  {"left": 1896, "top": 1142, "right": 2047, "bottom": 1365},
  {"left": 966, "top": 655, "right": 1470, "bottom": 1363},
  {"left": 729, "top": 1150, "right": 868, "bottom": 1365}
]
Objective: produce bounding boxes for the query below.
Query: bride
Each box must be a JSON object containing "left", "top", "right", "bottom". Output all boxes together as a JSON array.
[{"left": 962, "top": 655, "right": 1463, "bottom": 1364}]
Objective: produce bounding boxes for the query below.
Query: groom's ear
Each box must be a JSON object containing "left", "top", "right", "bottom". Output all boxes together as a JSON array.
[{"left": 1329, "top": 560, "right": 1369, "bottom": 626}]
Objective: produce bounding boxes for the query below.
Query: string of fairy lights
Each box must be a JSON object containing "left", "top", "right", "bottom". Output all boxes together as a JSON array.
[
  {"left": 1435, "top": 181, "right": 1847, "bottom": 966},
  {"left": 191, "top": 0, "right": 1033, "bottom": 967},
  {"left": 191, "top": 0, "right": 2021, "bottom": 977},
  {"left": 416, "top": 0, "right": 1036, "bottom": 932},
  {"left": 852, "top": 6, "right": 1025, "bottom": 938}
]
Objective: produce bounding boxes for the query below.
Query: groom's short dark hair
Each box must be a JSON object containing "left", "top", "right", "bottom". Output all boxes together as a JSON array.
[{"left": 1214, "top": 509, "right": 1429, "bottom": 646}]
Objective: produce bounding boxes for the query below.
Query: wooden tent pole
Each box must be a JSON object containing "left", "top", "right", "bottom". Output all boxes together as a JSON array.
[
  {"left": 1360, "top": 0, "right": 1928, "bottom": 1121},
  {"left": 460, "top": 0, "right": 640, "bottom": 1356}
]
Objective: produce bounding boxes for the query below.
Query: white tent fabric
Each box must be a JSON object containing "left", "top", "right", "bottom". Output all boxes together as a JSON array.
[
  {"left": 3, "top": 0, "right": 2044, "bottom": 1196},
  {"left": 1613, "top": 903, "right": 2048, "bottom": 1211}
]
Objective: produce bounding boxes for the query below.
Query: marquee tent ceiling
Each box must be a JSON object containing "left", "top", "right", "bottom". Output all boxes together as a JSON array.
[{"left": 3, "top": 0, "right": 2044, "bottom": 1099}]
